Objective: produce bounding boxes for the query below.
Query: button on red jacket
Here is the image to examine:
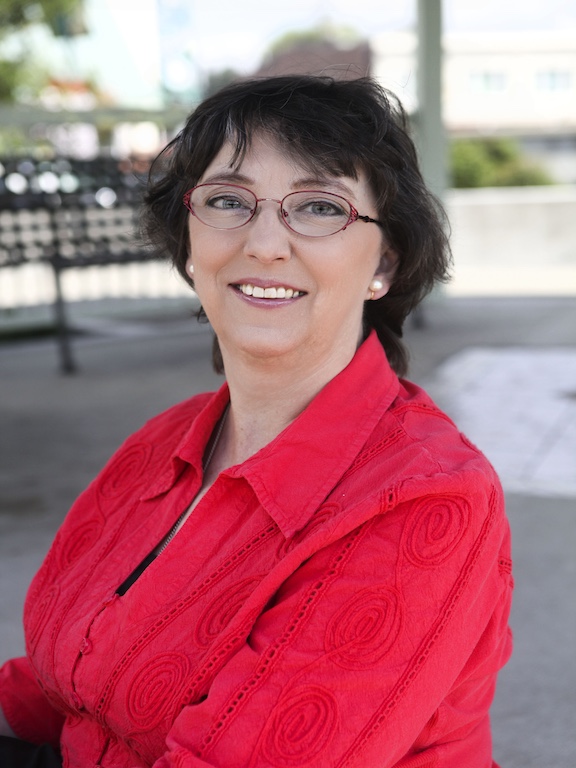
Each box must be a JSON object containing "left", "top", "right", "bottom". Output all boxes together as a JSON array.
[{"left": 0, "top": 332, "right": 513, "bottom": 767}]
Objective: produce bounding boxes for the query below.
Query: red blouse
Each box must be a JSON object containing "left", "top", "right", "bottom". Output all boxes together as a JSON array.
[{"left": 0, "top": 332, "right": 513, "bottom": 767}]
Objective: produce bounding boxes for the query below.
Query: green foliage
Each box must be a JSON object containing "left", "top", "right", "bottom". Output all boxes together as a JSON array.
[
  {"left": 450, "top": 137, "right": 553, "bottom": 188},
  {"left": 0, "top": 0, "right": 81, "bottom": 34},
  {"left": 450, "top": 140, "right": 492, "bottom": 188},
  {"left": 0, "top": 59, "right": 20, "bottom": 101},
  {"left": 0, "top": 0, "right": 83, "bottom": 102},
  {"left": 0, "top": 125, "right": 33, "bottom": 153},
  {"left": 491, "top": 162, "right": 553, "bottom": 187}
]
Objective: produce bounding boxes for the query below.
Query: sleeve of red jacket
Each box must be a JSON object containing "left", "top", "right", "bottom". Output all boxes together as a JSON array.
[
  {"left": 0, "top": 655, "right": 65, "bottom": 748},
  {"left": 153, "top": 477, "right": 513, "bottom": 768}
]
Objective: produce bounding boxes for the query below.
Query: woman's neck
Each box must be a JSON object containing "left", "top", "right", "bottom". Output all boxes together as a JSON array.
[{"left": 206, "top": 344, "right": 356, "bottom": 477}]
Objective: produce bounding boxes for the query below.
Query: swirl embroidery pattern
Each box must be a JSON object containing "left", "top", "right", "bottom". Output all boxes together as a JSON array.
[
  {"left": 95, "top": 525, "right": 279, "bottom": 723},
  {"left": 98, "top": 443, "right": 153, "bottom": 500},
  {"left": 194, "top": 577, "right": 264, "bottom": 648},
  {"left": 56, "top": 519, "right": 103, "bottom": 571},
  {"left": 402, "top": 495, "right": 470, "bottom": 568},
  {"left": 261, "top": 685, "right": 338, "bottom": 767},
  {"left": 125, "top": 653, "right": 191, "bottom": 730},
  {"left": 325, "top": 586, "right": 403, "bottom": 670}
]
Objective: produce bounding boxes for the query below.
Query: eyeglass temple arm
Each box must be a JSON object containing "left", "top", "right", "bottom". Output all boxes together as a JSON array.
[{"left": 357, "top": 214, "right": 386, "bottom": 230}]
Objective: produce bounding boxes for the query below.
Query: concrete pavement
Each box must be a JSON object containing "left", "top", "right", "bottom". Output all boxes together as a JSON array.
[{"left": 1, "top": 294, "right": 575, "bottom": 767}]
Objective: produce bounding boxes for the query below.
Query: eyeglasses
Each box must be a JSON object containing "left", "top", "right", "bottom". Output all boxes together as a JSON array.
[{"left": 182, "top": 183, "right": 384, "bottom": 238}]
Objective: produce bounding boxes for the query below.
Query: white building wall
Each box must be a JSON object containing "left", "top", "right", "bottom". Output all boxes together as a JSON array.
[
  {"left": 444, "top": 32, "right": 576, "bottom": 133},
  {"left": 373, "top": 29, "right": 576, "bottom": 134}
]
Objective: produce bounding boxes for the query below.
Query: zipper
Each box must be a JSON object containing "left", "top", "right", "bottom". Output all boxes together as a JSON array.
[
  {"left": 115, "top": 507, "right": 189, "bottom": 596},
  {"left": 115, "top": 403, "right": 229, "bottom": 596}
]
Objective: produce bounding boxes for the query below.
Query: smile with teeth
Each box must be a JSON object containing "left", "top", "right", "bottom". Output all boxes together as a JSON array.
[{"left": 236, "top": 284, "right": 305, "bottom": 299}]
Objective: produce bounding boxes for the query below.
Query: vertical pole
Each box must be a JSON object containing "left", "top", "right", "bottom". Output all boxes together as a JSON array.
[
  {"left": 52, "top": 264, "right": 77, "bottom": 375},
  {"left": 49, "top": 205, "right": 77, "bottom": 374},
  {"left": 411, "top": 0, "right": 446, "bottom": 327},
  {"left": 416, "top": 0, "right": 446, "bottom": 198}
]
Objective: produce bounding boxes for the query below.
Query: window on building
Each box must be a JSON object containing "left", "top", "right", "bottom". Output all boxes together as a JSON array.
[
  {"left": 470, "top": 71, "right": 507, "bottom": 92},
  {"left": 535, "top": 71, "right": 572, "bottom": 91}
]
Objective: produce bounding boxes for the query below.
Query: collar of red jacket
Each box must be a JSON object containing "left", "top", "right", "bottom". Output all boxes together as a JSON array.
[{"left": 144, "top": 331, "right": 400, "bottom": 538}]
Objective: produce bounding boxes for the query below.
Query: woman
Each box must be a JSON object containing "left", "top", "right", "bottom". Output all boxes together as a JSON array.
[{"left": 0, "top": 76, "right": 513, "bottom": 767}]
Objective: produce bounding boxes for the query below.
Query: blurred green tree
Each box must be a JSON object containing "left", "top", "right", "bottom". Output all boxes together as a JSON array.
[
  {"left": 0, "top": 0, "right": 84, "bottom": 102},
  {"left": 450, "top": 137, "right": 553, "bottom": 188}
]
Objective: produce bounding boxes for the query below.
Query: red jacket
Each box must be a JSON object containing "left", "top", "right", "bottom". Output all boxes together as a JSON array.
[{"left": 0, "top": 332, "right": 513, "bottom": 767}]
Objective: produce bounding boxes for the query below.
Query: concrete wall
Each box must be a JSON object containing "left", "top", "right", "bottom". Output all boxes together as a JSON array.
[{"left": 445, "top": 185, "right": 576, "bottom": 296}]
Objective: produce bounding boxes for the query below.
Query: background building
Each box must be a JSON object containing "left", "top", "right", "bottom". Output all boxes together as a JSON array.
[{"left": 374, "top": 29, "right": 576, "bottom": 182}]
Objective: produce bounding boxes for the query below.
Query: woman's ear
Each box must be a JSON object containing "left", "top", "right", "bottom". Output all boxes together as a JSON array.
[
  {"left": 367, "top": 248, "right": 398, "bottom": 300},
  {"left": 380, "top": 246, "right": 398, "bottom": 278}
]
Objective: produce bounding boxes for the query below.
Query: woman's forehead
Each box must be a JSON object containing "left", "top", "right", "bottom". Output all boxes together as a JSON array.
[{"left": 204, "top": 131, "right": 363, "bottom": 187}]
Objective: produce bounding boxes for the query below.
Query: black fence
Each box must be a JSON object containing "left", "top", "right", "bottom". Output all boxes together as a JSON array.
[{"left": 0, "top": 156, "right": 163, "bottom": 373}]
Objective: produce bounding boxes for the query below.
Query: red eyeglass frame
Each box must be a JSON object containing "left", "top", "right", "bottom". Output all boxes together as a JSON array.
[{"left": 182, "top": 183, "right": 384, "bottom": 236}]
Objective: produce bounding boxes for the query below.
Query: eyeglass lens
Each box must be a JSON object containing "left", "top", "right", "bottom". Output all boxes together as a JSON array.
[{"left": 187, "top": 184, "right": 353, "bottom": 236}]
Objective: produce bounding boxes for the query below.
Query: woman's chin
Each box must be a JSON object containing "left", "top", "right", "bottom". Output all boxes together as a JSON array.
[{"left": 220, "top": 329, "right": 307, "bottom": 369}]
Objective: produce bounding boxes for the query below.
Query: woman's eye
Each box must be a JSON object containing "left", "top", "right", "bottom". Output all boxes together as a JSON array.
[
  {"left": 207, "top": 195, "right": 248, "bottom": 210},
  {"left": 297, "top": 198, "right": 347, "bottom": 217}
]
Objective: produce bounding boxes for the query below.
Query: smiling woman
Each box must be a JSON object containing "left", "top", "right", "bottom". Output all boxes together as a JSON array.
[
  {"left": 0, "top": 76, "right": 513, "bottom": 768},
  {"left": 146, "top": 75, "right": 450, "bottom": 378},
  {"left": 179, "top": 133, "right": 389, "bottom": 385}
]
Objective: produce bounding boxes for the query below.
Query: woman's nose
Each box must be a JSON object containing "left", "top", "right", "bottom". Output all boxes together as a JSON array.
[{"left": 243, "top": 200, "right": 293, "bottom": 261}]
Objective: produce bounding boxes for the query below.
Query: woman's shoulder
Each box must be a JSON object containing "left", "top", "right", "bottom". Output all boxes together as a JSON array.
[
  {"left": 347, "top": 376, "right": 502, "bottom": 502},
  {"left": 326, "top": 379, "right": 507, "bottom": 574},
  {"left": 391, "top": 378, "right": 493, "bottom": 468}
]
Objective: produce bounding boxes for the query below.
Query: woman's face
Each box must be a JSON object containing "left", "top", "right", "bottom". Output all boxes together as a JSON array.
[{"left": 185, "top": 134, "right": 393, "bottom": 375}]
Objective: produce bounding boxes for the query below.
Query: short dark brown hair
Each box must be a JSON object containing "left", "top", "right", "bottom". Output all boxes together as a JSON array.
[{"left": 141, "top": 75, "right": 451, "bottom": 376}]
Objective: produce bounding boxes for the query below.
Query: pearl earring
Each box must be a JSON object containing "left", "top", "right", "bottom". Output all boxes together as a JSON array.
[
  {"left": 188, "top": 263, "right": 194, "bottom": 276},
  {"left": 369, "top": 278, "right": 384, "bottom": 300}
]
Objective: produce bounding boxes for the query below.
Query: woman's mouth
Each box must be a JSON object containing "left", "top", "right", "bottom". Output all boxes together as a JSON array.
[{"left": 234, "top": 283, "right": 305, "bottom": 299}]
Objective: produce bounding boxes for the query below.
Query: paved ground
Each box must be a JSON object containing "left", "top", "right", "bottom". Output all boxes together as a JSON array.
[{"left": 1, "top": 294, "right": 575, "bottom": 767}]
